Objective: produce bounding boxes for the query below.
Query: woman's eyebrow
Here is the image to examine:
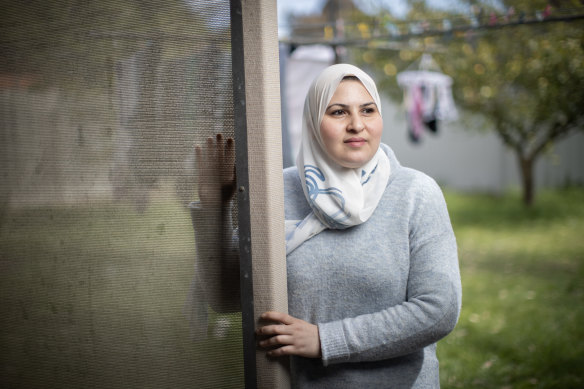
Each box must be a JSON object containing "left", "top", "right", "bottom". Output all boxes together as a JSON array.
[
  {"left": 326, "top": 103, "right": 349, "bottom": 110},
  {"left": 327, "top": 102, "right": 376, "bottom": 109}
]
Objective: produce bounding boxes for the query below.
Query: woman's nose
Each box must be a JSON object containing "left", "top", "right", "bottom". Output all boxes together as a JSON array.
[{"left": 348, "top": 116, "right": 365, "bottom": 132}]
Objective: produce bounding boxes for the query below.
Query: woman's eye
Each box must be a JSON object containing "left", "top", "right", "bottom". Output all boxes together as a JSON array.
[
  {"left": 331, "top": 109, "right": 345, "bottom": 116},
  {"left": 363, "top": 108, "right": 376, "bottom": 114}
]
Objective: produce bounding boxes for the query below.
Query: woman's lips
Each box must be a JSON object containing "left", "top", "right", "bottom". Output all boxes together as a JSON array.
[{"left": 344, "top": 137, "right": 366, "bottom": 147}]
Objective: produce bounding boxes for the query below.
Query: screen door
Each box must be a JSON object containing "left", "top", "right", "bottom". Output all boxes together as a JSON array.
[{"left": 0, "top": 1, "right": 252, "bottom": 387}]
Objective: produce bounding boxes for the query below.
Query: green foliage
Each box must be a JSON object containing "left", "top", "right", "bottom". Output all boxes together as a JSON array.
[
  {"left": 353, "top": 1, "right": 584, "bottom": 204},
  {"left": 356, "top": 2, "right": 584, "bottom": 154},
  {"left": 439, "top": 188, "right": 584, "bottom": 388},
  {"left": 437, "top": 21, "right": 584, "bottom": 158}
]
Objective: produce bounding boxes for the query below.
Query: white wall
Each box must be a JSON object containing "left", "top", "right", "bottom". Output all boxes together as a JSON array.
[{"left": 380, "top": 97, "right": 584, "bottom": 193}]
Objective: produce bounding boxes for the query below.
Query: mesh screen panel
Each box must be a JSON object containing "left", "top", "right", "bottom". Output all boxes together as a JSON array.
[{"left": 0, "top": 1, "right": 248, "bottom": 388}]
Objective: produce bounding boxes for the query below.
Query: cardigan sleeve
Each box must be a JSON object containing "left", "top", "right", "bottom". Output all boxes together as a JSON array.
[
  {"left": 318, "top": 176, "right": 462, "bottom": 365},
  {"left": 188, "top": 200, "right": 241, "bottom": 314}
]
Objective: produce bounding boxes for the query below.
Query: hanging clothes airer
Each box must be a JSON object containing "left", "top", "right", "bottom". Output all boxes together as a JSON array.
[{"left": 397, "top": 54, "right": 458, "bottom": 143}]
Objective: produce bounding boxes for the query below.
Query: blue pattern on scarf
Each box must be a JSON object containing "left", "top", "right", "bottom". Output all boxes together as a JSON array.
[
  {"left": 304, "top": 165, "right": 351, "bottom": 228},
  {"left": 361, "top": 163, "right": 378, "bottom": 186}
]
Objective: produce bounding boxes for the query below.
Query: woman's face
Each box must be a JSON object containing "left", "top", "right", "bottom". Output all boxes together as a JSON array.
[{"left": 319, "top": 79, "right": 383, "bottom": 169}]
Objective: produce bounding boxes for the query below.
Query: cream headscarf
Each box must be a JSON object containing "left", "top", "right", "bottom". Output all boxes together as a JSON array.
[{"left": 285, "top": 64, "right": 391, "bottom": 254}]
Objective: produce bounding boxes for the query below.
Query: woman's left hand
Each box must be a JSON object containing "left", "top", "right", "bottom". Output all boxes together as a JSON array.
[{"left": 256, "top": 311, "right": 321, "bottom": 359}]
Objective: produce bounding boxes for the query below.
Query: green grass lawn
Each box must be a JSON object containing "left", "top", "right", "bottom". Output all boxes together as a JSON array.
[
  {"left": 1, "top": 188, "right": 582, "bottom": 388},
  {"left": 438, "top": 188, "right": 584, "bottom": 388}
]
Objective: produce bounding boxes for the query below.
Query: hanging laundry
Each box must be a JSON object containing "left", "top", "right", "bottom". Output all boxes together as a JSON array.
[
  {"left": 403, "top": 83, "right": 424, "bottom": 142},
  {"left": 397, "top": 54, "right": 458, "bottom": 143}
]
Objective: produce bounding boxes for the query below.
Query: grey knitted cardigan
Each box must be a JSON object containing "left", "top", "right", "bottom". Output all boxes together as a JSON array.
[{"left": 191, "top": 144, "right": 461, "bottom": 388}]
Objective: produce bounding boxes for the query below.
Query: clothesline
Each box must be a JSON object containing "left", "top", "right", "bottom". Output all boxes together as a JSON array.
[{"left": 280, "top": 6, "right": 584, "bottom": 47}]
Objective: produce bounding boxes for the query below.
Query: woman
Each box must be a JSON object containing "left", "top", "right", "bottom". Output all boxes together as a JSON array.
[{"left": 193, "top": 64, "right": 461, "bottom": 388}]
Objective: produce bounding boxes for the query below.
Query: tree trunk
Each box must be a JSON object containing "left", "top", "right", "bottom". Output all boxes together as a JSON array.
[{"left": 518, "top": 154, "right": 535, "bottom": 206}]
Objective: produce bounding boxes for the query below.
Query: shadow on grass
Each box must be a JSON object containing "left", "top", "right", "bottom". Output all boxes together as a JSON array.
[{"left": 445, "top": 187, "right": 584, "bottom": 229}]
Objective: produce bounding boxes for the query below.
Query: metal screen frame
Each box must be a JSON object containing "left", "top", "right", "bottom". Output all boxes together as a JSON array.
[
  {"left": 230, "top": 0, "right": 256, "bottom": 387},
  {"left": 231, "top": 0, "right": 290, "bottom": 388}
]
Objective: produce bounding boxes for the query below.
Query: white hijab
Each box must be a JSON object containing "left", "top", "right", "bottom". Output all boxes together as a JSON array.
[{"left": 285, "top": 64, "right": 391, "bottom": 254}]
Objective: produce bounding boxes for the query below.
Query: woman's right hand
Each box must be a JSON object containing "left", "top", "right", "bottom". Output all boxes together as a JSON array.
[{"left": 195, "top": 133, "right": 236, "bottom": 207}]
